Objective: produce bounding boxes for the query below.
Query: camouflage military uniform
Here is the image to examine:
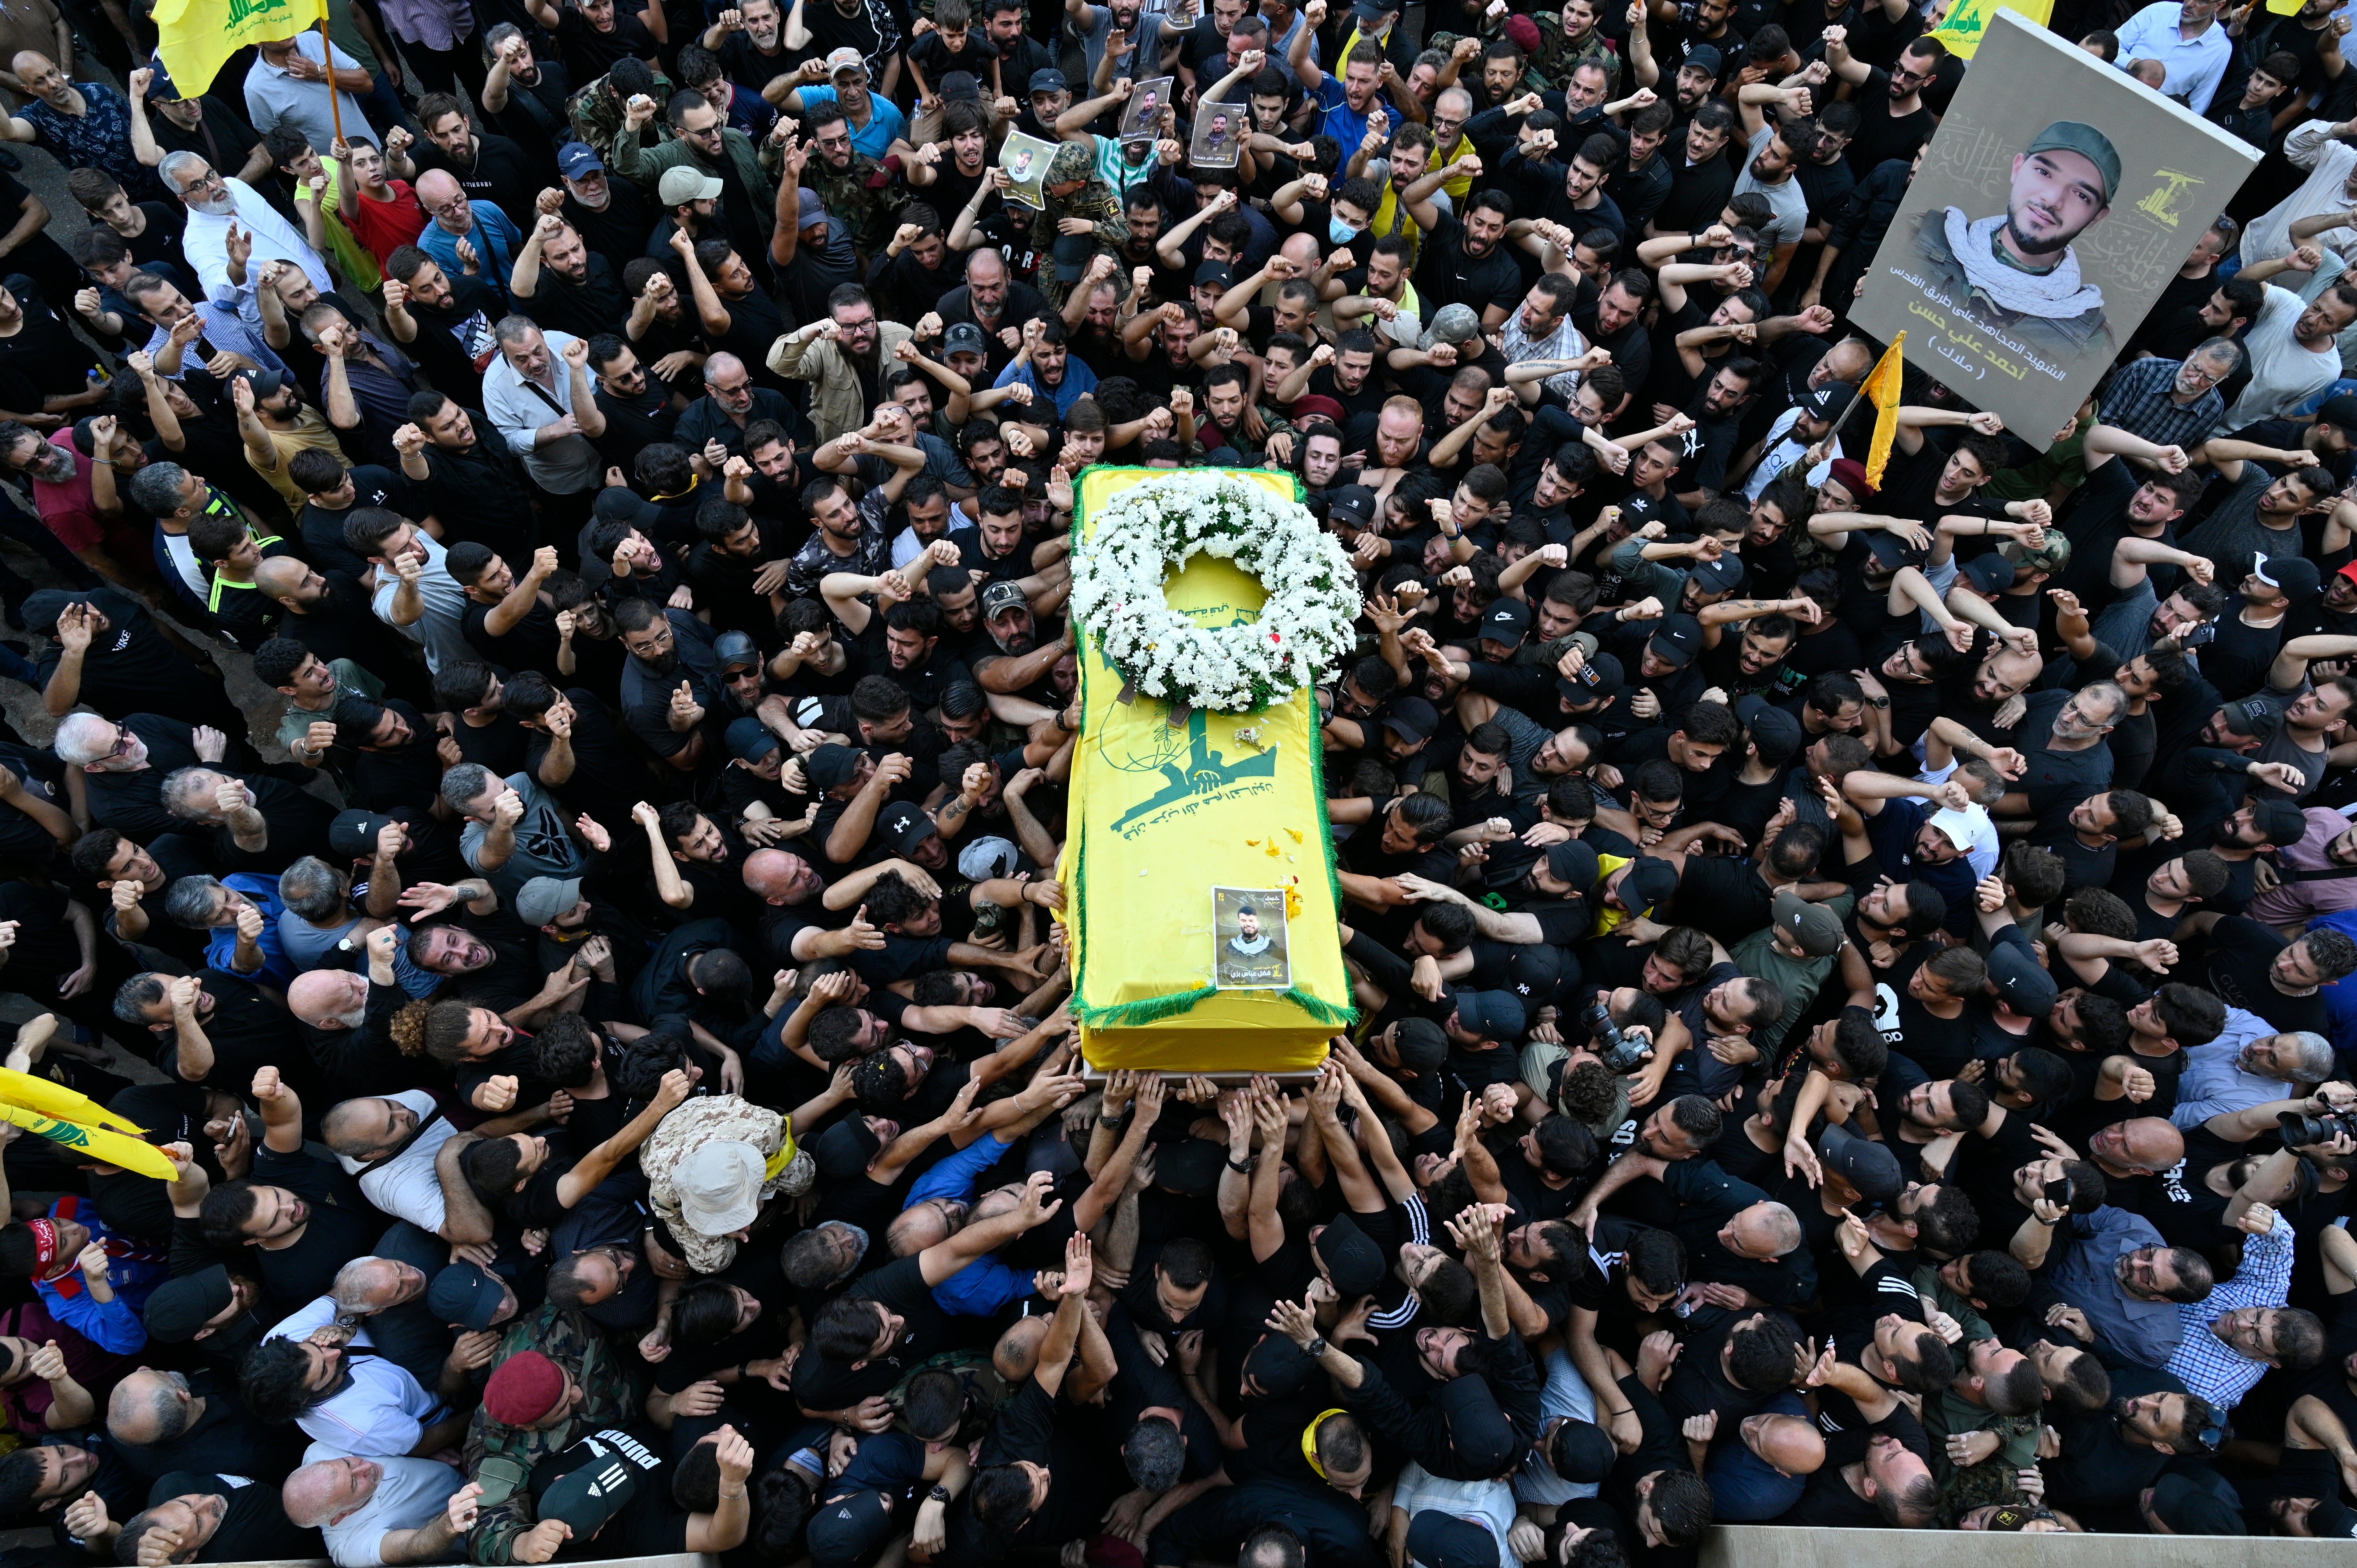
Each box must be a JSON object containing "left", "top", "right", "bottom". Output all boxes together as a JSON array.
[
  {"left": 807, "top": 148, "right": 896, "bottom": 259},
  {"left": 567, "top": 72, "right": 676, "bottom": 160},
  {"left": 1031, "top": 140, "right": 1129, "bottom": 310},
  {"left": 1527, "top": 16, "right": 1621, "bottom": 96},
  {"left": 464, "top": 1303, "right": 637, "bottom": 1563}
]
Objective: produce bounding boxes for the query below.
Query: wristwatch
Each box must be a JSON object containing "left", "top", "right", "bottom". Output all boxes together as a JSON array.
[
  {"left": 1868, "top": 695, "right": 1889, "bottom": 710},
  {"left": 929, "top": 1485, "right": 952, "bottom": 1504},
  {"left": 1305, "top": 1336, "right": 1330, "bottom": 1359},
  {"left": 1227, "top": 1153, "right": 1256, "bottom": 1173}
]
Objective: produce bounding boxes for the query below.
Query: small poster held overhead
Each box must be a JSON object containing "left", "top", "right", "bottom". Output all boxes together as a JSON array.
[
  {"left": 1190, "top": 102, "right": 1243, "bottom": 168},
  {"left": 998, "top": 129, "right": 1059, "bottom": 208},
  {"left": 1847, "top": 9, "right": 2259, "bottom": 449},
  {"left": 1123, "top": 76, "right": 1173, "bottom": 145}
]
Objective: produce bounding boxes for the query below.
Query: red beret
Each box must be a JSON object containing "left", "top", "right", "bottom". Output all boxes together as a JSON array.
[
  {"left": 483, "top": 1350, "right": 564, "bottom": 1425},
  {"left": 1504, "top": 13, "right": 1542, "bottom": 51}
]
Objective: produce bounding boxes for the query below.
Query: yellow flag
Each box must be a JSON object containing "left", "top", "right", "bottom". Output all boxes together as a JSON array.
[
  {"left": 1930, "top": 0, "right": 2057, "bottom": 57},
  {"left": 0, "top": 1067, "right": 147, "bottom": 1135},
  {"left": 152, "top": 0, "right": 328, "bottom": 100},
  {"left": 0, "top": 1104, "right": 177, "bottom": 1180},
  {"left": 1862, "top": 332, "right": 1908, "bottom": 491}
]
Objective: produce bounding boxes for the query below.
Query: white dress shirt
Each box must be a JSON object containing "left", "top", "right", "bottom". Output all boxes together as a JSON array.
[
  {"left": 180, "top": 177, "right": 333, "bottom": 306},
  {"left": 2115, "top": 2, "right": 2233, "bottom": 115}
]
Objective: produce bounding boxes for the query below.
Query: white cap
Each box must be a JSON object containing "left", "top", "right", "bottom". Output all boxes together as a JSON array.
[
  {"left": 1928, "top": 805, "right": 1986, "bottom": 850},
  {"left": 677, "top": 1141, "right": 765, "bottom": 1236}
]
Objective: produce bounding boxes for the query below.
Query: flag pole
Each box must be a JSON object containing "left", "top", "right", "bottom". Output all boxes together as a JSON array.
[{"left": 318, "top": 16, "right": 344, "bottom": 144}]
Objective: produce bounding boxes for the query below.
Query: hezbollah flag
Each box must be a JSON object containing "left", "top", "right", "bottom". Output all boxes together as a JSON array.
[
  {"left": 1862, "top": 332, "right": 1908, "bottom": 491},
  {"left": 154, "top": 0, "right": 327, "bottom": 99},
  {"left": 1930, "top": 0, "right": 2055, "bottom": 57},
  {"left": 1060, "top": 467, "right": 1352, "bottom": 1076},
  {"left": 0, "top": 1067, "right": 175, "bottom": 1178}
]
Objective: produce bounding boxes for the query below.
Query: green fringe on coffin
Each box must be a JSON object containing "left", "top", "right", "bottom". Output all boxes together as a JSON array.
[
  {"left": 1281, "top": 985, "right": 1358, "bottom": 1028},
  {"left": 1073, "top": 986, "right": 1220, "bottom": 1029},
  {"left": 1071, "top": 981, "right": 1358, "bottom": 1033}
]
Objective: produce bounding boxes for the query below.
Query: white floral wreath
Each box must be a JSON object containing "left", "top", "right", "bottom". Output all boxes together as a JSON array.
[{"left": 1069, "top": 471, "right": 1360, "bottom": 714}]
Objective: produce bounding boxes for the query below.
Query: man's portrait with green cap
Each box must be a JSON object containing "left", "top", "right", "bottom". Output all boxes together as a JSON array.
[{"left": 1910, "top": 118, "right": 2123, "bottom": 356}]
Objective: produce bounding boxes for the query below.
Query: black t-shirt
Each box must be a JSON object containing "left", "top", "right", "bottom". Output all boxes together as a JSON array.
[
  {"left": 1410, "top": 212, "right": 1523, "bottom": 324},
  {"left": 246, "top": 1144, "right": 384, "bottom": 1312},
  {"left": 146, "top": 1473, "right": 320, "bottom": 1563},
  {"left": 2200, "top": 916, "right": 2331, "bottom": 1035},
  {"left": 1843, "top": 73, "right": 1935, "bottom": 177},
  {"left": 1783, "top": 1401, "right": 1933, "bottom": 1525},
  {"left": 1670, "top": 856, "right": 1776, "bottom": 950},
  {"left": 790, "top": 1255, "right": 951, "bottom": 1411},
  {"left": 553, "top": 7, "right": 656, "bottom": 79}
]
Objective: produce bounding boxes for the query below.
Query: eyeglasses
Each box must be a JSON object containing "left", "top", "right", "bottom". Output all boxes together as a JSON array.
[{"left": 180, "top": 170, "right": 223, "bottom": 190}]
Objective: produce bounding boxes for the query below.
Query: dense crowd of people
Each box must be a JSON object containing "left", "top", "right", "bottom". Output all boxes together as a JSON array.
[{"left": 0, "top": 0, "right": 2345, "bottom": 1559}]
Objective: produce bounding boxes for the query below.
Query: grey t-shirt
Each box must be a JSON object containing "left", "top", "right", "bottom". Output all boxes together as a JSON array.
[
  {"left": 460, "top": 772, "right": 592, "bottom": 896},
  {"left": 1731, "top": 128, "right": 1810, "bottom": 248}
]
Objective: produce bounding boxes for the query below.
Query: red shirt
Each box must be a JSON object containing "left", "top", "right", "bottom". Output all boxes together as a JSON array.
[{"left": 342, "top": 180, "right": 429, "bottom": 264}]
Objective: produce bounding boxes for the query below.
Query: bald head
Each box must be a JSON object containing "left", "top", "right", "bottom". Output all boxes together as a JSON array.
[
  {"left": 108, "top": 1370, "right": 191, "bottom": 1445},
  {"left": 1725, "top": 1201, "right": 1804, "bottom": 1259},
  {"left": 282, "top": 1459, "right": 375, "bottom": 1529},
  {"left": 334, "top": 1256, "right": 418, "bottom": 1315},
  {"left": 1746, "top": 1413, "right": 1825, "bottom": 1477},
  {"left": 705, "top": 350, "right": 746, "bottom": 383},
  {"left": 11, "top": 51, "right": 53, "bottom": 81},
  {"left": 416, "top": 170, "right": 463, "bottom": 224},
  {"left": 2115, "top": 1116, "right": 2186, "bottom": 1175},
  {"left": 253, "top": 556, "right": 313, "bottom": 602},
  {"left": 993, "top": 1315, "right": 1050, "bottom": 1382},
  {"left": 744, "top": 848, "right": 812, "bottom": 903},
  {"left": 288, "top": 968, "right": 368, "bottom": 1030}
]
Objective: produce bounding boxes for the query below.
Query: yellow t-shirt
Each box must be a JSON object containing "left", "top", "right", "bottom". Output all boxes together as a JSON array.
[{"left": 1592, "top": 853, "right": 1634, "bottom": 938}]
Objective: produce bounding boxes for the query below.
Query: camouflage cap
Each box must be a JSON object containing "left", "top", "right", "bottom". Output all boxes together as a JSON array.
[
  {"left": 1049, "top": 140, "right": 1096, "bottom": 186},
  {"left": 2024, "top": 121, "right": 2121, "bottom": 205}
]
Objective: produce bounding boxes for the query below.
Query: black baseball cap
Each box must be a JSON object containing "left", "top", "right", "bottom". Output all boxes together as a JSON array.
[
  {"left": 1647, "top": 614, "right": 1705, "bottom": 669},
  {"left": 1325, "top": 484, "right": 1378, "bottom": 530},
  {"left": 1614, "top": 856, "right": 1677, "bottom": 917},
  {"left": 1481, "top": 598, "right": 1532, "bottom": 649},
  {"left": 1987, "top": 941, "right": 2058, "bottom": 1019},
  {"left": 429, "top": 1262, "right": 507, "bottom": 1331},
  {"left": 1455, "top": 988, "right": 1526, "bottom": 1042},
  {"left": 1407, "top": 1512, "right": 1495, "bottom": 1568},
  {"left": 1734, "top": 694, "right": 1804, "bottom": 760},
  {"left": 1382, "top": 697, "right": 1439, "bottom": 747},
  {"left": 1818, "top": 1122, "right": 1903, "bottom": 1201},
  {"left": 144, "top": 1266, "right": 234, "bottom": 1343}
]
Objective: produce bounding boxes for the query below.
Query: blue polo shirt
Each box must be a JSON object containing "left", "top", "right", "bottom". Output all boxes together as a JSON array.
[{"left": 794, "top": 85, "right": 909, "bottom": 162}]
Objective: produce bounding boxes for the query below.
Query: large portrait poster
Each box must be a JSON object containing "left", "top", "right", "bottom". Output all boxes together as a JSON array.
[{"left": 1849, "top": 10, "right": 2258, "bottom": 449}]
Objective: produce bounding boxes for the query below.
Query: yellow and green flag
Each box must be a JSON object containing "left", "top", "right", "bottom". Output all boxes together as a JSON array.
[
  {"left": 152, "top": 0, "right": 327, "bottom": 100},
  {"left": 1862, "top": 332, "right": 1908, "bottom": 490},
  {"left": 0, "top": 1068, "right": 173, "bottom": 1178},
  {"left": 1930, "top": 0, "right": 2057, "bottom": 57}
]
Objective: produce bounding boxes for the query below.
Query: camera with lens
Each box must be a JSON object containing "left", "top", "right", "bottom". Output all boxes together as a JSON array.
[
  {"left": 1585, "top": 1002, "right": 1652, "bottom": 1074},
  {"left": 2278, "top": 1107, "right": 2357, "bottom": 1148}
]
